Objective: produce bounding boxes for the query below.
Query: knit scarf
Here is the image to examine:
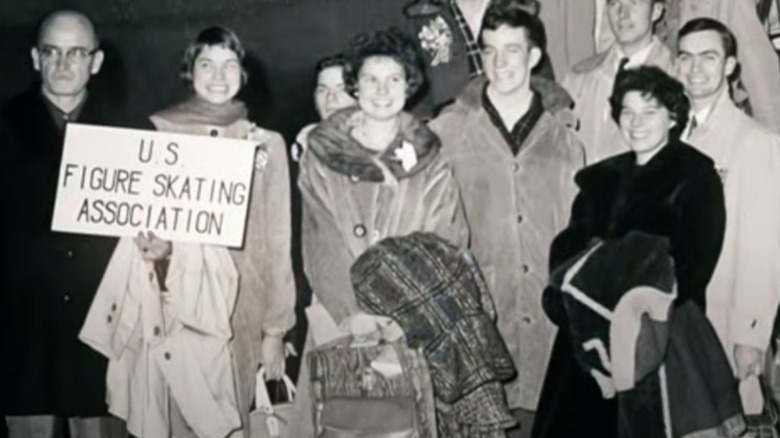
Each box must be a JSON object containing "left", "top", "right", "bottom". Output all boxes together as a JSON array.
[{"left": 152, "top": 95, "right": 248, "bottom": 127}]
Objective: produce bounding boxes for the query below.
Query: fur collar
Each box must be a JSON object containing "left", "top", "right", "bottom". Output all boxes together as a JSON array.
[
  {"left": 307, "top": 106, "right": 441, "bottom": 182},
  {"left": 575, "top": 140, "right": 714, "bottom": 190}
]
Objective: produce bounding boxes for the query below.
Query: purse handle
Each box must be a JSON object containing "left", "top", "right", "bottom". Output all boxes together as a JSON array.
[{"left": 255, "top": 367, "right": 296, "bottom": 414}]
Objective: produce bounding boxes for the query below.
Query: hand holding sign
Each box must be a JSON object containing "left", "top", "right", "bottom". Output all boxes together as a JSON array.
[{"left": 135, "top": 231, "right": 172, "bottom": 262}]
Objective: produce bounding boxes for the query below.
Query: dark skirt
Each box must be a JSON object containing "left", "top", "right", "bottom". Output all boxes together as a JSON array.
[{"left": 531, "top": 328, "right": 618, "bottom": 438}]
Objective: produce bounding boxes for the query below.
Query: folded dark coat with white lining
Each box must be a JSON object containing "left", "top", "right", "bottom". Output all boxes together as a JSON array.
[{"left": 545, "top": 231, "right": 745, "bottom": 438}]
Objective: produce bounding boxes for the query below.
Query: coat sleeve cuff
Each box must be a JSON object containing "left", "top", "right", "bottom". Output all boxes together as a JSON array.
[
  {"left": 262, "top": 327, "right": 287, "bottom": 338},
  {"left": 730, "top": 309, "right": 774, "bottom": 351}
]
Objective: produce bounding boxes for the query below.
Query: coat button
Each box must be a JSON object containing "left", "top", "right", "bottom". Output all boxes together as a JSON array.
[
  {"left": 210, "top": 129, "right": 219, "bottom": 137},
  {"left": 349, "top": 175, "right": 359, "bottom": 183},
  {"left": 67, "top": 250, "right": 74, "bottom": 257},
  {"left": 164, "top": 352, "right": 171, "bottom": 360},
  {"left": 517, "top": 214, "right": 523, "bottom": 224},
  {"left": 353, "top": 224, "right": 366, "bottom": 237},
  {"left": 153, "top": 326, "right": 161, "bottom": 336},
  {"left": 63, "top": 294, "right": 71, "bottom": 303},
  {"left": 111, "top": 303, "right": 117, "bottom": 312},
  {"left": 107, "top": 315, "right": 113, "bottom": 323},
  {"left": 512, "top": 163, "right": 520, "bottom": 172},
  {"left": 521, "top": 264, "right": 530, "bottom": 274},
  {"left": 521, "top": 316, "right": 532, "bottom": 325}
]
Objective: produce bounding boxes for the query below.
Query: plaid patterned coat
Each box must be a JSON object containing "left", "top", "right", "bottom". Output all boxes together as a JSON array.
[{"left": 352, "top": 232, "right": 516, "bottom": 437}]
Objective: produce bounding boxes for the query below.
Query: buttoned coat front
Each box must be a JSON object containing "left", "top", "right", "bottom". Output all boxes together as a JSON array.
[
  {"left": 80, "top": 239, "right": 242, "bottom": 438},
  {"left": 288, "top": 108, "right": 468, "bottom": 438},
  {"left": 146, "top": 111, "right": 297, "bottom": 436},
  {"left": 430, "top": 78, "right": 586, "bottom": 410},
  {"left": 0, "top": 88, "right": 147, "bottom": 417},
  {"left": 80, "top": 107, "right": 296, "bottom": 438},
  {"left": 299, "top": 108, "right": 468, "bottom": 324},
  {"left": 152, "top": 112, "right": 296, "bottom": 436}
]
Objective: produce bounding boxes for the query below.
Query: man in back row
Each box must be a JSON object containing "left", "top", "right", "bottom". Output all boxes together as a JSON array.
[
  {"left": 1, "top": 10, "right": 135, "bottom": 438},
  {"left": 565, "top": 0, "right": 672, "bottom": 164},
  {"left": 675, "top": 17, "right": 780, "bottom": 414},
  {"left": 431, "top": 4, "right": 585, "bottom": 437}
]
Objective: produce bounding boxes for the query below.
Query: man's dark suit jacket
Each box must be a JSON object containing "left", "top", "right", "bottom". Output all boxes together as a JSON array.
[{"left": 0, "top": 87, "right": 150, "bottom": 416}]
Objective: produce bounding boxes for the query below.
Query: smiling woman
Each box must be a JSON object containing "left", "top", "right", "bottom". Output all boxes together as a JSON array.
[
  {"left": 289, "top": 27, "right": 469, "bottom": 437},
  {"left": 179, "top": 27, "right": 247, "bottom": 106},
  {"left": 608, "top": 65, "right": 689, "bottom": 164},
  {"left": 82, "top": 26, "right": 296, "bottom": 438},
  {"left": 341, "top": 28, "right": 426, "bottom": 151},
  {"left": 532, "top": 66, "right": 731, "bottom": 438}
]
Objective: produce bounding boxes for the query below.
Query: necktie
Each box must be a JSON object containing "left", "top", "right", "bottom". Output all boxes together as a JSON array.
[
  {"left": 688, "top": 116, "right": 699, "bottom": 137},
  {"left": 617, "top": 57, "right": 630, "bottom": 73}
]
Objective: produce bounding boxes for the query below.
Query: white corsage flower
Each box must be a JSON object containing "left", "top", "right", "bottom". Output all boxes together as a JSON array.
[
  {"left": 254, "top": 146, "right": 270, "bottom": 172},
  {"left": 393, "top": 141, "right": 418, "bottom": 172},
  {"left": 246, "top": 123, "right": 272, "bottom": 171},
  {"left": 418, "top": 16, "right": 453, "bottom": 67}
]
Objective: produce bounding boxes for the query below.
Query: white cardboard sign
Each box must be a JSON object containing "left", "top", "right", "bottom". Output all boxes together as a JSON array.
[{"left": 51, "top": 123, "right": 257, "bottom": 247}]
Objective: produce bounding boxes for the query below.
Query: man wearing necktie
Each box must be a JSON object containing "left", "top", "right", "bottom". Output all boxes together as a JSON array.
[
  {"left": 563, "top": 0, "right": 673, "bottom": 164},
  {"left": 676, "top": 17, "right": 780, "bottom": 417}
]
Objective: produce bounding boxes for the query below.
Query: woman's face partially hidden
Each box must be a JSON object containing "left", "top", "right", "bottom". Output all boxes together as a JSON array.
[
  {"left": 314, "top": 66, "right": 356, "bottom": 120},
  {"left": 191, "top": 45, "right": 242, "bottom": 105},
  {"left": 618, "top": 91, "right": 675, "bottom": 162}
]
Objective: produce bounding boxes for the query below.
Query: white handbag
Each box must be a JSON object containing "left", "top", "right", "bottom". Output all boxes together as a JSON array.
[{"left": 250, "top": 367, "right": 296, "bottom": 438}]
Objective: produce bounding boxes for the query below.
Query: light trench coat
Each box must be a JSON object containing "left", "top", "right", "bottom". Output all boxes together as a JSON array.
[
  {"left": 687, "top": 90, "right": 780, "bottom": 363},
  {"left": 538, "top": 0, "right": 598, "bottom": 78},
  {"left": 595, "top": 0, "right": 780, "bottom": 133},
  {"left": 563, "top": 38, "right": 674, "bottom": 164},
  {"left": 80, "top": 239, "right": 241, "bottom": 438},
  {"left": 430, "top": 78, "right": 586, "bottom": 410},
  {"left": 81, "top": 111, "right": 296, "bottom": 438}
]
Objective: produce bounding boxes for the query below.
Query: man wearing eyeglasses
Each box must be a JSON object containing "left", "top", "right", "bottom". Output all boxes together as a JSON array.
[{"left": 0, "top": 10, "right": 133, "bottom": 438}]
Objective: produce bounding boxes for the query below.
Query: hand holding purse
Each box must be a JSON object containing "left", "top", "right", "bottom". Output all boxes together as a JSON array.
[{"left": 250, "top": 367, "right": 296, "bottom": 438}]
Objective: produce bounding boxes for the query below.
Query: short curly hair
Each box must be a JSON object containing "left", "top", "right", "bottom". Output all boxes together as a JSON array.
[
  {"left": 180, "top": 26, "right": 247, "bottom": 85},
  {"left": 343, "top": 27, "right": 425, "bottom": 100},
  {"left": 609, "top": 66, "right": 690, "bottom": 140}
]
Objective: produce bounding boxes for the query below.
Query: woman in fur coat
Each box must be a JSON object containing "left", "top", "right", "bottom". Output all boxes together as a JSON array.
[
  {"left": 532, "top": 67, "right": 735, "bottom": 438},
  {"left": 288, "top": 27, "right": 469, "bottom": 437}
]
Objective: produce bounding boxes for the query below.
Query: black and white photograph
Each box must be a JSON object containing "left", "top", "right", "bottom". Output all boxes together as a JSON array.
[{"left": 2, "top": 0, "right": 780, "bottom": 437}]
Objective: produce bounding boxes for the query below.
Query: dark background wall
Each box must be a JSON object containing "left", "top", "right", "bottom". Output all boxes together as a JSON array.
[
  {"left": 0, "top": 0, "right": 414, "bottom": 141},
  {"left": 0, "top": 0, "right": 423, "bottom": 392}
]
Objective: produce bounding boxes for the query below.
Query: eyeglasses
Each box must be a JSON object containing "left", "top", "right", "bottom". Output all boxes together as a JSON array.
[{"left": 38, "top": 45, "right": 99, "bottom": 62}]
